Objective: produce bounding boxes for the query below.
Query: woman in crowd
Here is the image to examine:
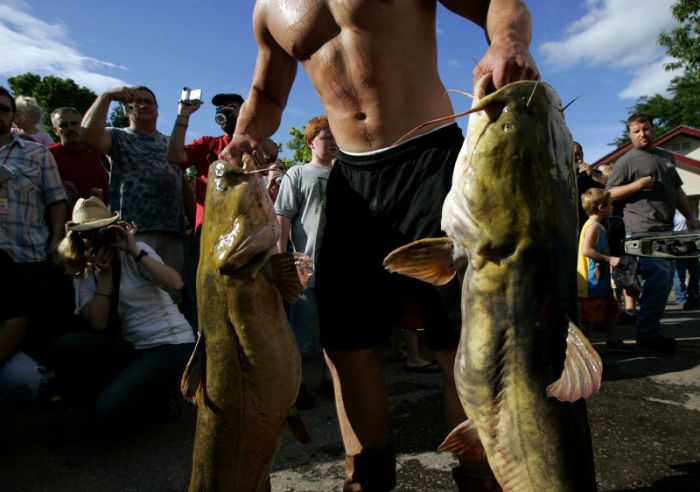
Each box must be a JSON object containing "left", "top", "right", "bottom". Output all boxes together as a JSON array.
[{"left": 51, "top": 196, "right": 194, "bottom": 431}]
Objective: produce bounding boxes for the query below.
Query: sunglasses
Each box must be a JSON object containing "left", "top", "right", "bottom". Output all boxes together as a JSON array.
[{"left": 0, "top": 104, "right": 13, "bottom": 113}]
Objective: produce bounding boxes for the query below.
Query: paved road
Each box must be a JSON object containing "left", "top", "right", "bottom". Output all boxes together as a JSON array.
[{"left": 2, "top": 305, "right": 699, "bottom": 491}]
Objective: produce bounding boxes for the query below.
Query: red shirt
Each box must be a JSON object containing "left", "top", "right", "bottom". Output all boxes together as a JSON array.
[
  {"left": 182, "top": 134, "right": 231, "bottom": 228},
  {"left": 48, "top": 143, "right": 110, "bottom": 203}
]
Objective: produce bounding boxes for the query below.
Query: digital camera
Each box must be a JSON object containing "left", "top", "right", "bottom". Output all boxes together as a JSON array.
[
  {"left": 181, "top": 87, "right": 203, "bottom": 106},
  {"left": 85, "top": 227, "right": 120, "bottom": 250}
]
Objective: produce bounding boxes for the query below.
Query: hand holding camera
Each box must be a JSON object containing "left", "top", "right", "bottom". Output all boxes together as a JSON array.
[{"left": 178, "top": 87, "right": 203, "bottom": 117}]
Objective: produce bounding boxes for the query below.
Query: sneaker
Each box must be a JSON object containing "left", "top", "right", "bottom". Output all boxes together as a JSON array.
[
  {"left": 606, "top": 340, "right": 635, "bottom": 353},
  {"left": 295, "top": 384, "right": 315, "bottom": 410},
  {"left": 636, "top": 336, "right": 677, "bottom": 354},
  {"left": 617, "top": 311, "right": 637, "bottom": 325}
]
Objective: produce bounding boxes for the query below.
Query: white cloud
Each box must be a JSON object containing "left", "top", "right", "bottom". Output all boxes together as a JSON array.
[
  {"left": 538, "top": 0, "right": 678, "bottom": 98},
  {"left": 618, "top": 56, "right": 682, "bottom": 99},
  {"left": 0, "top": 3, "right": 128, "bottom": 92}
]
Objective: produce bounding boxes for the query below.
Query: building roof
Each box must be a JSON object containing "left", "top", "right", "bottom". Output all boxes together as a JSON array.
[{"left": 593, "top": 125, "right": 700, "bottom": 168}]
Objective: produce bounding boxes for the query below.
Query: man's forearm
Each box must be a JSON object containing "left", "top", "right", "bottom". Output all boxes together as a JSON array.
[
  {"left": 485, "top": 0, "right": 532, "bottom": 46},
  {"left": 80, "top": 93, "right": 112, "bottom": 152},
  {"left": 608, "top": 183, "right": 639, "bottom": 202},
  {"left": 48, "top": 200, "right": 68, "bottom": 239},
  {"left": 676, "top": 188, "right": 698, "bottom": 223},
  {"left": 167, "top": 116, "right": 190, "bottom": 165}
]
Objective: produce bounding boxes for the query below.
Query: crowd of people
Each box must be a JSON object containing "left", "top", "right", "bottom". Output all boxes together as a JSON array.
[{"left": 1, "top": 0, "right": 699, "bottom": 490}]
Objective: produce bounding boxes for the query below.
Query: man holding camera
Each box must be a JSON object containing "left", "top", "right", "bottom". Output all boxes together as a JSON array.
[{"left": 80, "top": 86, "right": 185, "bottom": 283}]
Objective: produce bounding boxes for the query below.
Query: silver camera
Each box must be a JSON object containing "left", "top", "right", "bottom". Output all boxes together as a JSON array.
[{"left": 181, "top": 87, "right": 202, "bottom": 106}]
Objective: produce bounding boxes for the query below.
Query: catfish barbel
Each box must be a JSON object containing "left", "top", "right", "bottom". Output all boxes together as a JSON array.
[
  {"left": 182, "top": 156, "right": 311, "bottom": 492},
  {"left": 385, "top": 80, "right": 602, "bottom": 491}
]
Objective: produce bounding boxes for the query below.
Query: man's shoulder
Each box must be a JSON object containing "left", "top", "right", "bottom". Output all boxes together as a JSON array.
[{"left": 47, "top": 142, "right": 63, "bottom": 153}]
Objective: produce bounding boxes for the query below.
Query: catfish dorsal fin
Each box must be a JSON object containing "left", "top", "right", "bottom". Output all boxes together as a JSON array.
[
  {"left": 270, "top": 252, "right": 314, "bottom": 303},
  {"left": 438, "top": 419, "right": 485, "bottom": 460},
  {"left": 181, "top": 333, "right": 206, "bottom": 406},
  {"left": 383, "top": 237, "right": 458, "bottom": 286},
  {"left": 546, "top": 321, "right": 603, "bottom": 402}
]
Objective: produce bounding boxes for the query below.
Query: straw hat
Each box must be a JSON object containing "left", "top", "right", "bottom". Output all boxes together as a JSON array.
[{"left": 66, "top": 196, "right": 119, "bottom": 232}]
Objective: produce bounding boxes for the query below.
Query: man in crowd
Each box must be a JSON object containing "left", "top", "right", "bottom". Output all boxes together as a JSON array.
[
  {"left": 219, "top": 1, "right": 538, "bottom": 490},
  {"left": 0, "top": 86, "right": 67, "bottom": 400},
  {"left": 607, "top": 112, "right": 700, "bottom": 353},
  {"left": 49, "top": 107, "right": 109, "bottom": 207},
  {"left": 275, "top": 114, "right": 336, "bottom": 410},
  {"left": 80, "top": 86, "right": 185, "bottom": 281}
]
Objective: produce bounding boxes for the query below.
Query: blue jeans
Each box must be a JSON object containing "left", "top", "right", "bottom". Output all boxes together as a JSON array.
[
  {"left": 675, "top": 257, "right": 700, "bottom": 303},
  {"left": 288, "top": 288, "right": 320, "bottom": 358},
  {"left": 636, "top": 257, "right": 674, "bottom": 340},
  {"left": 51, "top": 332, "right": 193, "bottom": 428}
]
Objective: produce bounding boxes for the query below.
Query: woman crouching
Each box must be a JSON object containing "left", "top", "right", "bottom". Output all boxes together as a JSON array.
[{"left": 51, "top": 196, "right": 194, "bottom": 434}]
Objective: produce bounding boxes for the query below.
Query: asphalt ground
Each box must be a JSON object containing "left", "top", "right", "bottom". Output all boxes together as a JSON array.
[{"left": 1, "top": 304, "right": 699, "bottom": 491}]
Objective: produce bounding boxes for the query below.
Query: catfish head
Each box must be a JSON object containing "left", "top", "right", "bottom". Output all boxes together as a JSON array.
[
  {"left": 442, "top": 80, "right": 576, "bottom": 265},
  {"left": 200, "top": 158, "right": 280, "bottom": 276}
]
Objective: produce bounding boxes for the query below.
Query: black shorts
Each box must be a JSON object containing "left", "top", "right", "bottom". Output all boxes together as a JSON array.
[
  {"left": 0, "top": 250, "right": 54, "bottom": 323},
  {"left": 316, "top": 124, "right": 463, "bottom": 350}
]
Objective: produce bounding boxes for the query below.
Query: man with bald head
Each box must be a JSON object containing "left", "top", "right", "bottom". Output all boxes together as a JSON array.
[{"left": 220, "top": 2, "right": 539, "bottom": 490}]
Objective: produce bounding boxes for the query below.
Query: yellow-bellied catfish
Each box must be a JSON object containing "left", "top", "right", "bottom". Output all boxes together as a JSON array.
[
  {"left": 182, "top": 156, "right": 312, "bottom": 492},
  {"left": 384, "top": 80, "right": 602, "bottom": 491}
]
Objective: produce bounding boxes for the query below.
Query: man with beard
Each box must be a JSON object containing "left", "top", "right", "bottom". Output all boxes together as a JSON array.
[
  {"left": 0, "top": 86, "right": 67, "bottom": 401},
  {"left": 49, "top": 107, "right": 109, "bottom": 207}
]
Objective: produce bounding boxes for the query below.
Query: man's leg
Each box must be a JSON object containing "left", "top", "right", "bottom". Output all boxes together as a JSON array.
[
  {"left": 636, "top": 257, "right": 675, "bottom": 347},
  {"left": 684, "top": 258, "right": 700, "bottom": 308},
  {"left": 324, "top": 348, "right": 395, "bottom": 491}
]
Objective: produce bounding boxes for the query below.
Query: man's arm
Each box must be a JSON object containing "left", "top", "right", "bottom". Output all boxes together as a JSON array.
[
  {"left": 608, "top": 176, "right": 654, "bottom": 202},
  {"left": 48, "top": 200, "right": 67, "bottom": 256},
  {"left": 220, "top": 3, "right": 298, "bottom": 169},
  {"left": 676, "top": 188, "right": 700, "bottom": 230},
  {"left": 277, "top": 215, "right": 292, "bottom": 253},
  {"left": 167, "top": 100, "right": 202, "bottom": 166},
  {"left": 441, "top": 0, "right": 538, "bottom": 90}
]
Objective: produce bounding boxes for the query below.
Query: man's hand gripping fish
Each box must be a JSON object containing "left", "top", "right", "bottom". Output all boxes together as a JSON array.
[
  {"left": 385, "top": 80, "right": 602, "bottom": 492},
  {"left": 181, "top": 155, "right": 312, "bottom": 492}
]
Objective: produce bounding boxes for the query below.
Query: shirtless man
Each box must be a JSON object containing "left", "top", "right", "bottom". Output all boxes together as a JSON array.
[{"left": 221, "top": 2, "right": 538, "bottom": 490}]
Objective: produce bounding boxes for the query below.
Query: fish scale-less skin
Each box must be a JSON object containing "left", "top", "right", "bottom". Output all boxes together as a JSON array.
[
  {"left": 444, "top": 82, "right": 597, "bottom": 491},
  {"left": 189, "top": 163, "right": 301, "bottom": 492}
]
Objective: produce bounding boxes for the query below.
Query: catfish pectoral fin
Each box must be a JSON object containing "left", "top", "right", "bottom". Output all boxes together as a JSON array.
[
  {"left": 383, "top": 237, "right": 458, "bottom": 286},
  {"left": 286, "top": 406, "right": 312, "bottom": 444},
  {"left": 181, "top": 333, "right": 206, "bottom": 406},
  {"left": 438, "top": 419, "right": 485, "bottom": 460},
  {"left": 546, "top": 321, "right": 603, "bottom": 402},
  {"left": 270, "top": 252, "right": 314, "bottom": 303}
]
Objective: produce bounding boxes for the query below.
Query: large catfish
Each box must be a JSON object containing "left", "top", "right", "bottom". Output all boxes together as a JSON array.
[
  {"left": 181, "top": 156, "right": 311, "bottom": 492},
  {"left": 385, "top": 80, "right": 602, "bottom": 491}
]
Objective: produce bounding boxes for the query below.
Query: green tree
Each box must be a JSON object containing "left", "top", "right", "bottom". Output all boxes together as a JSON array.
[
  {"left": 109, "top": 104, "right": 130, "bottom": 128},
  {"left": 612, "top": 0, "right": 700, "bottom": 147},
  {"left": 285, "top": 125, "right": 311, "bottom": 164},
  {"left": 7, "top": 73, "right": 96, "bottom": 132}
]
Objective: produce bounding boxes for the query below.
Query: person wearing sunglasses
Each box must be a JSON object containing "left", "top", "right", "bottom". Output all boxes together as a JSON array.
[
  {"left": 50, "top": 196, "right": 194, "bottom": 434},
  {"left": 0, "top": 85, "right": 68, "bottom": 407}
]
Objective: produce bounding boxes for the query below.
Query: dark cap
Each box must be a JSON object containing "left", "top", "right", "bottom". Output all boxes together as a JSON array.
[{"left": 211, "top": 93, "right": 244, "bottom": 106}]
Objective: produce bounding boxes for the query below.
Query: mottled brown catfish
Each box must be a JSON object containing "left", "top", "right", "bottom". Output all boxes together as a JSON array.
[
  {"left": 385, "top": 81, "right": 602, "bottom": 491},
  {"left": 181, "top": 157, "right": 312, "bottom": 492}
]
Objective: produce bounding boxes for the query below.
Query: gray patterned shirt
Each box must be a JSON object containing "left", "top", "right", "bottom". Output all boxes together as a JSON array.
[{"left": 106, "top": 127, "right": 183, "bottom": 235}]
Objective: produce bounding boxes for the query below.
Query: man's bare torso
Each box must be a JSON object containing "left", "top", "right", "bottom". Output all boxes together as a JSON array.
[{"left": 258, "top": 0, "right": 456, "bottom": 152}]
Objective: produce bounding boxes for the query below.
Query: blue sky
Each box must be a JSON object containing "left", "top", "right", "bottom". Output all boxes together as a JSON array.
[{"left": 0, "top": 0, "right": 681, "bottom": 162}]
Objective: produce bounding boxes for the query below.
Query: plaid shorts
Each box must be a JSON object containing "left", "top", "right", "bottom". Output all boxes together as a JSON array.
[{"left": 612, "top": 255, "right": 638, "bottom": 289}]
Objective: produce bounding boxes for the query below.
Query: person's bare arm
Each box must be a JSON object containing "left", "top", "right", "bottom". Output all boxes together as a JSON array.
[
  {"left": 441, "top": 0, "right": 538, "bottom": 91},
  {"left": 277, "top": 215, "right": 292, "bottom": 253},
  {"left": 167, "top": 100, "right": 202, "bottom": 165},
  {"left": 608, "top": 176, "right": 654, "bottom": 202},
  {"left": 48, "top": 200, "right": 67, "bottom": 256},
  {"left": 582, "top": 225, "right": 620, "bottom": 267},
  {"left": 81, "top": 87, "right": 144, "bottom": 154},
  {"left": 676, "top": 188, "right": 700, "bottom": 230},
  {"left": 81, "top": 268, "right": 114, "bottom": 331},
  {"left": 219, "top": 3, "right": 298, "bottom": 169}
]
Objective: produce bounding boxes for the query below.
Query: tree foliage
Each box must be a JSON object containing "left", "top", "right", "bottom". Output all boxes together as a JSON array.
[
  {"left": 109, "top": 104, "right": 130, "bottom": 128},
  {"left": 613, "top": 0, "right": 700, "bottom": 147},
  {"left": 284, "top": 125, "right": 311, "bottom": 165},
  {"left": 7, "top": 73, "right": 96, "bottom": 131}
]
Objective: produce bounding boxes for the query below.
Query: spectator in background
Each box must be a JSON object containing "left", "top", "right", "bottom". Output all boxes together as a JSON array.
[
  {"left": 51, "top": 197, "right": 194, "bottom": 434},
  {"left": 266, "top": 159, "right": 285, "bottom": 203},
  {"left": 574, "top": 141, "right": 606, "bottom": 231},
  {"left": 0, "top": 86, "right": 67, "bottom": 405},
  {"left": 80, "top": 86, "right": 185, "bottom": 295},
  {"left": 673, "top": 209, "right": 700, "bottom": 310},
  {"left": 11, "top": 95, "right": 54, "bottom": 147},
  {"left": 607, "top": 112, "right": 700, "bottom": 353},
  {"left": 49, "top": 107, "right": 109, "bottom": 209},
  {"left": 274, "top": 115, "right": 336, "bottom": 409}
]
